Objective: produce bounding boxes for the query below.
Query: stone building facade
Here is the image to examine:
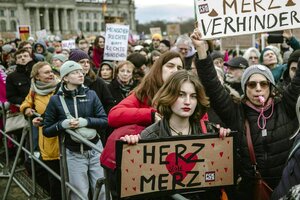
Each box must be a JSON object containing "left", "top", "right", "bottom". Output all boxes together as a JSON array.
[{"left": 0, "top": 0, "right": 136, "bottom": 37}]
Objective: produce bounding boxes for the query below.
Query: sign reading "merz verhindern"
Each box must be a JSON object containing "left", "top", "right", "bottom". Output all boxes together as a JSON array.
[{"left": 195, "top": 0, "right": 300, "bottom": 39}]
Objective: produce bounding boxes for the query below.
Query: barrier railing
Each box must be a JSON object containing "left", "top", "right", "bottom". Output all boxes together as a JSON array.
[{"left": 0, "top": 102, "right": 109, "bottom": 200}]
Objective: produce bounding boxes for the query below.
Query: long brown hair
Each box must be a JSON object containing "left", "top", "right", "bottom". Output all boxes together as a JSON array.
[
  {"left": 153, "top": 70, "right": 209, "bottom": 121},
  {"left": 134, "top": 51, "right": 184, "bottom": 105}
]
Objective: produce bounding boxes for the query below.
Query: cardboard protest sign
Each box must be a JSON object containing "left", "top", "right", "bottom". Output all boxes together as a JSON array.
[
  {"left": 61, "top": 39, "right": 76, "bottom": 49},
  {"left": 194, "top": 0, "right": 300, "bottom": 39},
  {"left": 17, "top": 25, "right": 31, "bottom": 41},
  {"left": 104, "top": 24, "right": 129, "bottom": 61},
  {"left": 116, "top": 135, "right": 235, "bottom": 199},
  {"left": 150, "top": 27, "right": 162, "bottom": 36}
]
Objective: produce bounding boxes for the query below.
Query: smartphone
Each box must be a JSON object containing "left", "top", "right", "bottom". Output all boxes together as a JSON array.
[{"left": 267, "top": 31, "right": 284, "bottom": 44}]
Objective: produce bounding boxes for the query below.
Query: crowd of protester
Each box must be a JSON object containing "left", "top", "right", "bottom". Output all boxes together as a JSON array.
[{"left": 1, "top": 27, "right": 300, "bottom": 200}]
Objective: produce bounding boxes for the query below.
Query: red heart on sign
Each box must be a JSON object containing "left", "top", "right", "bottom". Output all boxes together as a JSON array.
[{"left": 165, "top": 153, "right": 198, "bottom": 181}]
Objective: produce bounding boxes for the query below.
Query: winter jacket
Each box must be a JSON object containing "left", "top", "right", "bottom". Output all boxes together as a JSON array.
[
  {"left": 108, "top": 93, "right": 156, "bottom": 128},
  {"left": 271, "top": 133, "right": 300, "bottom": 199},
  {"left": 196, "top": 55, "right": 300, "bottom": 192},
  {"left": 20, "top": 90, "right": 59, "bottom": 160},
  {"left": 108, "top": 79, "right": 136, "bottom": 105},
  {"left": 33, "top": 39, "right": 53, "bottom": 63},
  {"left": 141, "top": 118, "right": 203, "bottom": 139},
  {"left": 84, "top": 76, "right": 115, "bottom": 114},
  {"left": 6, "top": 60, "right": 35, "bottom": 105},
  {"left": 43, "top": 85, "right": 108, "bottom": 152}
]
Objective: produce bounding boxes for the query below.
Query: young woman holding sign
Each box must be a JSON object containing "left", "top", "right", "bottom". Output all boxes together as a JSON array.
[{"left": 121, "top": 70, "right": 231, "bottom": 199}]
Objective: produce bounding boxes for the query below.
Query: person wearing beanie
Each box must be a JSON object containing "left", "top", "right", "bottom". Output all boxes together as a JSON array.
[
  {"left": 192, "top": 28, "right": 300, "bottom": 200},
  {"left": 69, "top": 49, "right": 115, "bottom": 116},
  {"left": 159, "top": 39, "right": 171, "bottom": 54},
  {"left": 224, "top": 56, "right": 249, "bottom": 95},
  {"left": 43, "top": 59, "right": 107, "bottom": 200},
  {"left": 149, "top": 33, "right": 162, "bottom": 52},
  {"left": 52, "top": 54, "right": 68, "bottom": 78},
  {"left": 97, "top": 61, "right": 115, "bottom": 84},
  {"left": 211, "top": 50, "right": 225, "bottom": 69}
]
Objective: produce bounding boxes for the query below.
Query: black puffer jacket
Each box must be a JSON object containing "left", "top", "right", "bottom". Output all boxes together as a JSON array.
[
  {"left": 196, "top": 55, "right": 300, "bottom": 198},
  {"left": 43, "top": 85, "right": 108, "bottom": 152},
  {"left": 6, "top": 60, "right": 35, "bottom": 104},
  {"left": 84, "top": 76, "right": 115, "bottom": 114}
]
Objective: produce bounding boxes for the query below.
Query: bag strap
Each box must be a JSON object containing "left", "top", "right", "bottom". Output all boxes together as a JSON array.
[
  {"left": 245, "top": 119, "right": 257, "bottom": 166},
  {"left": 59, "top": 95, "right": 73, "bottom": 119}
]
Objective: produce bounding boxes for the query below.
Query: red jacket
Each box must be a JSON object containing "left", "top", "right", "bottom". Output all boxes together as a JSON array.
[
  {"left": 100, "top": 124, "right": 145, "bottom": 170},
  {"left": 108, "top": 93, "right": 156, "bottom": 128}
]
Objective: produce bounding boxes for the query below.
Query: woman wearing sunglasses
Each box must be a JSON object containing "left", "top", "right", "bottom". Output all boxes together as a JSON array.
[{"left": 190, "top": 28, "right": 300, "bottom": 200}]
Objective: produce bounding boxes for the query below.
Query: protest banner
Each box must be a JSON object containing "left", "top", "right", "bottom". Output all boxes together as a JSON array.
[
  {"left": 17, "top": 25, "right": 31, "bottom": 41},
  {"left": 150, "top": 27, "right": 162, "bottom": 36},
  {"left": 116, "top": 135, "right": 235, "bottom": 199},
  {"left": 194, "top": 0, "right": 300, "bottom": 39},
  {"left": 104, "top": 24, "right": 129, "bottom": 61},
  {"left": 61, "top": 39, "right": 76, "bottom": 49}
]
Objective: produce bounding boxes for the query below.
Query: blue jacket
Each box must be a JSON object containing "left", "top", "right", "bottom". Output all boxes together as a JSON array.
[{"left": 43, "top": 84, "right": 107, "bottom": 152}]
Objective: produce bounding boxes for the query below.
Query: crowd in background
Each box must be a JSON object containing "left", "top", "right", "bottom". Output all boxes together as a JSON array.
[{"left": 1, "top": 27, "right": 300, "bottom": 200}]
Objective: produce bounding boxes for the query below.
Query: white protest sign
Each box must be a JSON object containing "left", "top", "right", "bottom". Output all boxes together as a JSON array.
[
  {"left": 104, "top": 24, "right": 129, "bottom": 61},
  {"left": 195, "top": 0, "right": 300, "bottom": 39},
  {"left": 61, "top": 39, "right": 76, "bottom": 49},
  {"left": 36, "top": 29, "right": 47, "bottom": 39}
]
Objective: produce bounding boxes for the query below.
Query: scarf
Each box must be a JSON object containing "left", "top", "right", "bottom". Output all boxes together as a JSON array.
[
  {"left": 117, "top": 77, "right": 134, "bottom": 98},
  {"left": 245, "top": 98, "right": 274, "bottom": 130},
  {"left": 31, "top": 77, "right": 59, "bottom": 96}
]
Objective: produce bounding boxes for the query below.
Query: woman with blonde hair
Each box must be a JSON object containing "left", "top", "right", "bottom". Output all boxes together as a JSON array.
[
  {"left": 20, "top": 61, "right": 60, "bottom": 199},
  {"left": 108, "top": 60, "right": 136, "bottom": 104}
]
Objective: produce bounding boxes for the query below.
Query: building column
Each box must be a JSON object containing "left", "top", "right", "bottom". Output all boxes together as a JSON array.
[
  {"left": 35, "top": 7, "right": 41, "bottom": 31},
  {"left": 26, "top": 8, "right": 30, "bottom": 25},
  {"left": 53, "top": 7, "right": 60, "bottom": 34},
  {"left": 44, "top": 7, "right": 50, "bottom": 32},
  {"left": 73, "top": 9, "right": 78, "bottom": 33},
  {"left": 61, "top": 8, "right": 68, "bottom": 34}
]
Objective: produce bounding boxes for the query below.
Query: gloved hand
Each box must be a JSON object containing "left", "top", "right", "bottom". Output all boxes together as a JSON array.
[
  {"left": 78, "top": 117, "right": 88, "bottom": 127},
  {"left": 61, "top": 119, "right": 72, "bottom": 129}
]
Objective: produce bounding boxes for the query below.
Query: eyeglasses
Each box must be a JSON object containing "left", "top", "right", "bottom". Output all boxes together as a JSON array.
[
  {"left": 249, "top": 56, "right": 258, "bottom": 60},
  {"left": 246, "top": 81, "right": 270, "bottom": 89}
]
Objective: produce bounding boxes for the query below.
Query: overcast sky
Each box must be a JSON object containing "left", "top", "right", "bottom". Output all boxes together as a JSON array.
[{"left": 135, "top": 0, "right": 194, "bottom": 23}]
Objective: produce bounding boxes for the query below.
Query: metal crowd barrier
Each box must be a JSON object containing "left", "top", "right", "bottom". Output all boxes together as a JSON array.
[
  {"left": 0, "top": 101, "right": 187, "bottom": 200},
  {"left": 0, "top": 102, "right": 109, "bottom": 200}
]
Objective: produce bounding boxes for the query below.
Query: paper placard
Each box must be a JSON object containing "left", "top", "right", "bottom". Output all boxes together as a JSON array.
[
  {"left": 36, "top": 29, "right": 47, "bottom": 40},
  {"left": 195, "top": 0, "right": 300, "bottom": 39},
  {"left": 150, "top": 27, "right": 162, "bottom": 36},
  {"left": 104, "top": 24, "right": 129, "bottom": 61},
  {"left": 61, "top": 39, "right": 76, "bottom": 49},
  {"left": 116, "top": 135, "right": 235, "bottom": 199}
]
